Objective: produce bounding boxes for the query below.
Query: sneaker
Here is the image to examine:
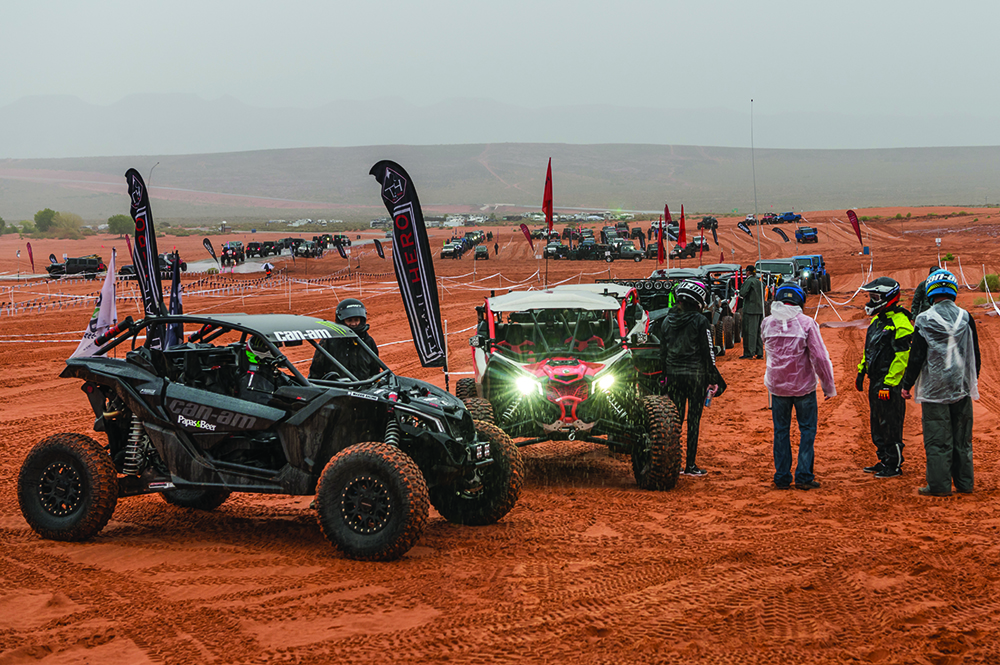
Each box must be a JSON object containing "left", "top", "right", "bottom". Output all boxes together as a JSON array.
[
  {"left": 739, "top": 354, "right": 753, "bottom": 359},
  {"left": 863, "top": 462, "right": 884, "bottom": 474},
  {"left": 956, "top": 488, "right": 974, "bottom": 494},
  {"left": 917, "top": 486, "right": 952, "bottom": 497},
  {"left": 774, "top": 482, "right": 792, "bottom": 490},
  {"left": 794, "top": 480, "right": 821, "bottom": 490},
  {"left": 874, "top": 467, "right": 902, "bottom": 478},
  {"left": 754, "top": 355, "right": 763, "bottom": 359},
  {"left": 683, "top": 465, "right": 708, "bottom": 476}
]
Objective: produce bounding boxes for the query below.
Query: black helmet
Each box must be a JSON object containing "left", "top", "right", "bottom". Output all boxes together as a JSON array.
[
  {"left": 775, "top": 283, "right": 806, "bottom": 308},
  {"left": 336, "top": 298, "right": 368, "bottom": 327},
  {"left": 861, "top": 277, "right": 900, "bottom": 316},
  {"left": 674, "top": 279, "right": 709, "bottom": 309},
  {"left": 745, "top": 264, "right": 756, "bottom": 275}
]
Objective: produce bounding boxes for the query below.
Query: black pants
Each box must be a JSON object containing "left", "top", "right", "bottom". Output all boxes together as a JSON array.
[
  {"left": 666, "top": 375, "right": 707, "bottom": 468},
  {"left": 922, "top": 397, "right": 974, "bottom": 494},
  {"left": 868, "top": 384, "right": 906, "bottom": 469},
  {"left": 742, "top": 313, "right": 763, "bottom": 356}
]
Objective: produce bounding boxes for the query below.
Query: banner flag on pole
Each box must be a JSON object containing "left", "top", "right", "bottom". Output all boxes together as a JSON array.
[
  {"left": 846, "top": 210, "right": 864, "bottom": 246},
  {"left": 721, "top": 251, "right": 725, "bottom": 263},
  {"left": 125, "top": 168, "right": 165, "bottom": 349},
  {"left": 72, "top": 249, "right": 118, "bottom": 358},
  {"left": 373, "top": 238, "right": 385, "bottom": 259},
  {"left": 26, "top": 243, "right": 34, "bottom": 273},
  {"left": 336, "top": 243, "right": 347, "bottom": 259},
  {"left": 543, "top": 158, "right": 553, "bottom": 235},
  {"left": 49, "top": 253, "right": 57, "bottom": 265},
  {"left": 165, "top": 252, "right": 184, "bottom": 348},
  {"left": 679, "top": 205, "right": 687, "bottom": 246},
  {"left": 369, "top": 160, "right": 446, "bottom": 367},
  {"left": 519, "top": 223, "right": 535, "bottom": 251},
  {"left": 737, "top": 221, "right": 753, "bottom": 237},
  {"left": 773, "top": 227, "right": 790, "bottom": 242},
  {"left": 202, "top": 238, "right": 218, "bottom": 264},
  {"left": 699, "top": 228, "right": 705, "bottom": 260}
]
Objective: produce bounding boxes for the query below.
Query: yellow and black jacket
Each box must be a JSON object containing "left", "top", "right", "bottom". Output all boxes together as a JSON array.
[{"left": 857, "top": 307, "right": 913, "bottom": 390}]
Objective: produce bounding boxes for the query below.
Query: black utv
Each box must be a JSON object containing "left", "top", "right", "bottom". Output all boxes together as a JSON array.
[{"left": 17, "top": 314, "right": 523, "bottom": 561}]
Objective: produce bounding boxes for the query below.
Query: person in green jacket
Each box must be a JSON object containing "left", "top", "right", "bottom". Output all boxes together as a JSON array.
[
  {"left": 738, "top": 265, "right": 765, "bottom": 359},
  {"left": 856, "top": 277, "right": 913, "bottom": 477},
  {"left": 910, "top": 265, "right": 938, "bottom": 319}
]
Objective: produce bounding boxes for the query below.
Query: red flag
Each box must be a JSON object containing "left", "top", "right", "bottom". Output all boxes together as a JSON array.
[
  {"left": 720, "top": 251, "right": 725, "bottom": 263},
  {"left": 657, "top": 213, "right": 665, "bottom": 264},
  {"left": 846, "top": 210, "right": 864, "bottom": 247},
  {"left": 679, "top": 204, "right": 687, "bottom": 246},
  {"left": 543, "top": 158, "right": 553, "bottom": 235},
  {"left": 519, "top": 223, "right": 535, "bottom": 251},
  {"left": 26, "top": 242, "right": 34, "bottom": 273},
  {"left": 699, "top": 228, "right": 705, "bottom": 260}
]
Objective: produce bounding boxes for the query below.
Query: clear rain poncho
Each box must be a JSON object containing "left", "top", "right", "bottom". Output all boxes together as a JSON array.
[{"left": 913, "top": 300, "right": 979, "bottom": 403}]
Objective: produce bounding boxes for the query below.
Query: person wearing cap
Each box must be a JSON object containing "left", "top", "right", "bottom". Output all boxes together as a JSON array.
[
  {"left": 901, "top": 269, "right": 981, "bottom": 497},
  {"left": 856, "top": 277, "right": 913, "bottom": 478},
  {"left": 309, "top": 298, "right": 380, "bottom": 381},
  {"left": 737, "top": 264, "right": 765, "bottom": 359},
  {"left": 659, "top": 279, "right": 727, "bottom": 477},
  {"left": 761, "top": 283, "right": 836, "bottom": 490}
]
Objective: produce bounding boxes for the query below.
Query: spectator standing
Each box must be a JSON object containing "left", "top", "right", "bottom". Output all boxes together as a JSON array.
[
  {"left": 856, "top": 277, "right": 913, "bottom": 478},
  {"left": 659, "top": 279, "right": 727, "bottom": 477},
  {"left": 761, "top": 284, "right": 836, "bottom": 490},
  {"left": 910, "top": 266, "right": 938, "bottom": 319},
  {"left": 901, "top": 270, "right": 981, "bottom": 497},
  {"left": 738, "top": 265, "right": 765, "bottom": 359},
  {"left": 494, "top": 241, "right": 499, "bottom": 256}
]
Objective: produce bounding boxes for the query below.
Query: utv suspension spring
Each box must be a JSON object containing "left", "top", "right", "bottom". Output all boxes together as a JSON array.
[
  {"left": 123, "top": 414, "right": 148, "bottom": 476},
  {"left": 384, "top": 418, "right": 402, "bottom": 448},
  {"left": 605, "top": 392, "right": 627, "bottom": 420},
  {"left": 502, "top": 396, "right": 522, "bottom": 423}
]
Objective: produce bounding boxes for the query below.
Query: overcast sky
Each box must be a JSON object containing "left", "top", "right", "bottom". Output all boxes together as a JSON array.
[{"left": 4, "top": 1, "right": 999, "bottom": 149}]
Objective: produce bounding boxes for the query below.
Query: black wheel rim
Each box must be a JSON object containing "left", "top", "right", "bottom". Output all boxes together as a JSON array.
[
  {"left": 37, "top": 460, "right": 84, "bottom": 517},
  {"left": 340, "top": 475, "right": 392, "bottom": 535}
]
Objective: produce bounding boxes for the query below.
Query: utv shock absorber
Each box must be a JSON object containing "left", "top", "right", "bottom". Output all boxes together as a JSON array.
[
  {"left": 384, "top": 417, "right": 402, "bottom": 448},
  {"left": 123, "top": 414, "right": 148, "bottom": 476},
  {"left": 502, "top": 396, "right": 522, "bottom": 423},
  {"left": 604, "top": 392, "right": 627, "bottom": 419}
]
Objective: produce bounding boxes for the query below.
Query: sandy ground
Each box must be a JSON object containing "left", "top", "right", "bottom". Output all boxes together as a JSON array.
[{"left": 2, "top": 208, "right": 1000, "bottom": 663}]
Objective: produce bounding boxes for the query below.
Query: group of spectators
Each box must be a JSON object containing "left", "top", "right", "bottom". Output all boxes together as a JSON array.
[{"left": 659, "top": 267, "right": 980, "bottom": 497}]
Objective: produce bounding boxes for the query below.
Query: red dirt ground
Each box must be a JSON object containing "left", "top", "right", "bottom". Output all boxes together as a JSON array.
[{"left": 2, "top": 208, "right": 1000, "bottom": 663}]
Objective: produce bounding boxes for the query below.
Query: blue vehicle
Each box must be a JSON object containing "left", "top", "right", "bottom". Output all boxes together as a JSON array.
[
  {"left": 793, "top": 254, "right": 830, "bottom": 293},
  {"left": 795, "top": 226, "right": 818, "bottom": 243},
  {"left": 779, "top": 211, "right": 803, "bottom": 223}
]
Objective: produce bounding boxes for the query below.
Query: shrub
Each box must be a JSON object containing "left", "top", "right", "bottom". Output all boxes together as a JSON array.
[
  {"left": 978, "top": 273, "right": 1000, "bottom": 292},
  {"left": 207, "top": 267, "right": 219, "bottom": 275},
  {"left": 906, "top": 212, "right": 912, "bottom": 218},
  {"left": 895, "top": 213, "right": 903, "bottom": 219},
  {"left": 943, "top": 253, "right": 954, "bottom": 261},
  {"left": 974, "top": 297, "right": 988, "bottom": 306}
]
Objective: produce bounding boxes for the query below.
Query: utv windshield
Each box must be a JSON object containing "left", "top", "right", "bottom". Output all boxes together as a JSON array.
[
  {"left": 755, "top": 261, "right": 796, "bottom": 277},
  {"left": 492, "top": 309, "right": 622, "bottom": 360}
]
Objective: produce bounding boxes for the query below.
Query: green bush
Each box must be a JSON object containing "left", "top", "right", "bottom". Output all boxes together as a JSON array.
[
  {"left": 978, "top": 273, "right": 1000, "bottom": 292},
  {"left": 207, "top": 267, "right": 219, "bottom": 275},
  {"left": 943, "top": 253, "right": 954, "bottom": 261},
  {"left": 895, "top": 213, "right": 903, "bottom": 219},
  {"left": 906, "top": 212, "right": 912, "bottom": 218},
  {"left": 974, "top": 297, "right": 988, "bottom": 306}
]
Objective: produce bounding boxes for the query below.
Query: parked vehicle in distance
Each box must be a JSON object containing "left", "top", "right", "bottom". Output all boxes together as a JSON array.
[
  {"left": 669, "top": 237, "right": 711, "bottom": 259},
  {"left": 474, "top": 245, "right": 490, "bottom": 260},
  {"left": 245, "top": 242, "right": 265, "bottom": 258},
  {"left": 779, "top": 212, "right": 803, "bottom": 223},
  {"left": 759, "top": 213, "right": 779, "bottom": 225},
  {"left": 611, "top": 240, "right": 644, "bottom": 262},
  {"left": 295, "top": 241, "right": 322, "bottom": 258},
  {"left": 744, "top": 214, "right": 757, "bottom": 226},
  {"left": 48, "top": 256, "right": 105, "bottom": 279},
  {"left": 441, "top": 242, "right": 464, "bottom": 259},
  {"left": 697, "top": 216, "right": 718, "bottom": 230}
]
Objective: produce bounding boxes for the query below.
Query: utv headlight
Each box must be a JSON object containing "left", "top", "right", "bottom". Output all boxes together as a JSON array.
[
  {"left": 515, "top": 376, "right": 541, "bottom": 395},
  {"left": 596, "top": 375, "right": 615, "bottom": 391},
  {"left": 802, "top": 270, "right": 811, "bottom": 278}
]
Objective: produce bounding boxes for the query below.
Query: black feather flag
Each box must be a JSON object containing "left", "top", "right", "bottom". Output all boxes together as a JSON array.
[
  {"left": 202, "top": 238, "right": 218, "bottom": 264},
  {"left": 336, "top": 243, "right": 347, "bottom": 259},
  {"left": 737, "top": 221, "right": 753, "bottom": 237},
  {"left": 373, "top": 238, "right": 385, "bottom": 259},
  {"left": 773, "top": 227, "right": 789, "bottom": 242},
  {"left": 369, "top": 160, "right": 446, "bottom": 367},
  {"left": 711, "top": 227, "right": 719, "bottom": 245},
  {"left": 125, "top": 168, "right": 165, "bottom": 348}
]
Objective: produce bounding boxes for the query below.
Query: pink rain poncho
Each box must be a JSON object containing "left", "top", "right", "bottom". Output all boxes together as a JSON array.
[{"left": 761, "top": 302, "right": 837, "bottom": 398}]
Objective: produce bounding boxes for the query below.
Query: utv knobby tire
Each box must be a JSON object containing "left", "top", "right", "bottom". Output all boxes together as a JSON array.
[
  {"left": 463, "top": 397, "right": 496, "bottom": 425},
  {"left": 712, "top": 323, "right": 724, "bottom": 352},
  {"left": 454, "top": 377, "right": 477, "bottom": 400},
  {"left": 733, "top": 311, "right": 742, "bottom": 344},
  {"left": 161, "top": 487, "right": 232, "bottom": 511},
  {"left": 631, "top": 396, "right": 683, "bottom": 491},
  {"left": 824, "top": 274, "right": 831, "bottom": 292},
  {"left": 722, "top": 315, "right": 735, "bottom": 349},
  {"left": 430, "top": 421, "right": 524, "bottom": 526},
  {"left": 18, "top": 433, "right": 118, "bottom": 541},
  {"left": 315, "top": 442, "right": 429, "bottom": 561}
]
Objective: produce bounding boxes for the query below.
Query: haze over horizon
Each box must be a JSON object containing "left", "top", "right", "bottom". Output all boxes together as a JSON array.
[{"left": 4, "top": 1, "right": 1000, "bottom": 158}]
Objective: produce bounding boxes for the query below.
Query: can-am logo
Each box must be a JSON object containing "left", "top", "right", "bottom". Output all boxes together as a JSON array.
[
  {"left": 178, "top": 414, "right": 217, "bottom": 431},
  {"left": 274, "top": 329, "right": 334, "bottom": 342}
]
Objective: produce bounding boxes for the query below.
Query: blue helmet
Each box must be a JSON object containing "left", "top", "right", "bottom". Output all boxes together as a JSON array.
[
  {"left": 925, "top": 269, "right": 959, "bottom": 301},
  {"left": 775, "top": 283, "right": 806, "bottom": 307}
]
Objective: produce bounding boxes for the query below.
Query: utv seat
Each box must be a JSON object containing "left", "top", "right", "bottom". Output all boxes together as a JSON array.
[
  {"left": 495, "top": 323, "right": 536, "bottom": 357},
  {"left": 566, "top": 320, "right": 605, "bottom": 353}
]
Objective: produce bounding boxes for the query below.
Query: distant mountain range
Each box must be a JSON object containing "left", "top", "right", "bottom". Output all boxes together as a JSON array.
[{"left": 3, "top": 94, "right": 1000, "bottom": 159}]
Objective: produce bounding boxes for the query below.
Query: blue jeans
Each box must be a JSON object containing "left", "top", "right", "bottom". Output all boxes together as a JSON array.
[{"left": 771, "top": 392, "right": 817, "bottom": 486}]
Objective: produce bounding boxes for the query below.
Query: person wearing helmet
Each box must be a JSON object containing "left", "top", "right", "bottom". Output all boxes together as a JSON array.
[
  {"left": 761, "top": 283, "right": 836, "bottom": 490},
  {"left": 659, "top": 279, "right": 727, "bottom": 477},
  {"left": 239, "top": 334, "right": 290, "bottom": 403},
  {"left": 856, "top": 277, "right": 913, "bottom": 478},
  {"left": 737, "top": 265, "right": 764, "bottom": 359},
  {"left": 308, "top": 298, "right": 380, "bottom": 380},
  {"left": 910, "top": 266, "right": 939, "bottom": 319},
  {"left": 901, "top": 270, "right": 981, "bottom": 497}
]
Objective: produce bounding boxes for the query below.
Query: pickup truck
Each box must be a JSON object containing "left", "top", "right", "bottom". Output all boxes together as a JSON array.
[
  {"left": 779, "top": 212, "right": 803, "bottom": 223},
  {"left": 611, "top": 240, "right": 644, "bottom": 262},
  {"left": 669, "top": 237, "right": 711, "bottom": 259}
]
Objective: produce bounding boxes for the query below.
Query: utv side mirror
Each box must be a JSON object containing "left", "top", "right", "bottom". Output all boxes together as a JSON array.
[
  {"left": 628, "top": 332, "right": 649, "bottom": 345},
  {"left": 469, "top": 335, "right": 485, "bottom": 348}
]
